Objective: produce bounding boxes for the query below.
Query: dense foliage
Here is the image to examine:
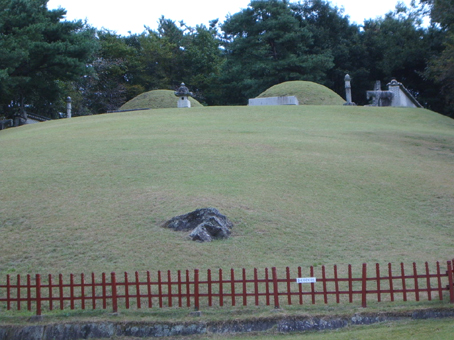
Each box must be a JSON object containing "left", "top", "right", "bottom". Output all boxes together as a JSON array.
[
  {"left": 1, "top": 0, "right": 453, "bottom": 118},
  {"left": 0, "top": 0, "right": 97, "bottom": 119}
]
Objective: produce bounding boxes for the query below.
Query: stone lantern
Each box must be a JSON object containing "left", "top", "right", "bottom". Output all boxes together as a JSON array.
[{"left": 174, "top": 83, "right": 193, "bottom": 108}]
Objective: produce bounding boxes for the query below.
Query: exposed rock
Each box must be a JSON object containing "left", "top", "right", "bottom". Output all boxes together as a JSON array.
[{"left": 162, "top": 208, "right": 233, "bottom": 242}]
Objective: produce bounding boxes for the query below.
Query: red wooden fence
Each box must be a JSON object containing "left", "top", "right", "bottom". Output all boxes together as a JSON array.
[{"left": 1, "top": 260, "right": 453, "bottom": 316}]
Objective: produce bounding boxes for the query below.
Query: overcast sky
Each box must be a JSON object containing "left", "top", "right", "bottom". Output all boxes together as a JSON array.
[{"left": 47, "top": 0, "right": 416, "bottom": 36}]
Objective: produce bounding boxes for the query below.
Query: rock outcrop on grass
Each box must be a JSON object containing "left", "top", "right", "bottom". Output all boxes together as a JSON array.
[
  {"left": 162, "top": 208, "right": 233, "bottom": 242},
  {"left": 257, "top": 81, "right": 344, "bottom": 105}
]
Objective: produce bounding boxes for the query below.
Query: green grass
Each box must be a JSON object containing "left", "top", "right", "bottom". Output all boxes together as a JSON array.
[
  {"left": 1, "top": 105, "right": 453, "bottom": 279},
  {"left": 120, "top": 89, "right": 203, "bottom": 110},
  {"left": 257, "top": 81, "right": 345, "bottom": 105}
]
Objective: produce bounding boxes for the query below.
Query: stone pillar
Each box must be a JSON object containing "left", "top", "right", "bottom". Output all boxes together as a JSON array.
[
  {"left": 177, "top": 96, "right": 191, "bottom": 108},
  {"left": 66, "top": 96, "right": 72, "bottom": 118},
  {"left": 343, "top": 74, "right": 355, "bottom": 106}
]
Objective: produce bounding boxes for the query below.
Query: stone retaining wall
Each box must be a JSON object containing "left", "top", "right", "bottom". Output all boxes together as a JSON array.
[{"left": 1, "top": 308, "right": 453, "bottom": 340}]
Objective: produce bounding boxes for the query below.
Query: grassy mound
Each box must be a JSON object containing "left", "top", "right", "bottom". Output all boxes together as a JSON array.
[
  {"left": 120, "top": 89, "right": 203, "bottom": 110},
  {"left": 257, "top": 81, "right": 345, "bottom": 105},
  {"left": 1, "top": 106, "right": 454, "bottom": 278}
]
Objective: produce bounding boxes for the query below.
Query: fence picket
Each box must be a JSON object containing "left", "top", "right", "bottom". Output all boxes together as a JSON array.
[
  {"left": 167, "top": 270, "right": 172, "bottom": 308},
  {"left": 81, "top": 273, "right": 85, "bottom": 310},
  {"left": 6, "top": 275, "right": 10, "bottom": 311},
  {"left": 146, "top": 271, "right": 152, "bottom": 308},
  {"left": 207, "top": 269, "right": 212, "bottom": 307},
  {"left": 111, "top": 272, "right": 118, "bottom": 313},
  {"left": 219, "top": 269, "right": 223, "bottom": 307},
  {"left": 310, "top": 266, "right": 315, "bottom": 304},
  {"left": 388, "top": 263, "right": 394, "bottom": 302},
  {"left": 230, "top": 268, "right": 235, "bottom": 307},
  {"left": 286, "top": 267, "right": 292, "bottom": 305},
  {"left": 297, "top": 266, "right": 303, "bottom": 305},
  {"left": 448, "top": 260, "right": 454, "bottom": 303},
  {"left": 135, "top": 272, "right": 141, "bottom": 309},
  {"left": 17, "top": 274, "right": 21, "bottom": 311},
  {"left": 254, "top": 268, "right": 259, "bottom": 306},
  {"left": 322, "top": 266, "right": 328, "bottom": 304},
  {"left": 413, "top": 263, "right": 419, "bottom": 302},
  {"left": 242, "top": 268, "right": 247, "bottom": 306},
  {"left": 102, "top": 273, "right": 107, "bottom": 309},
  {"left": 376, "top": 264, "right": 381, "bottom": 303},
  {"left": 186, "top": 270, "right": 191, "bottom": 308},
  {"left": 27, "top": 274, "right": 31, "bottom": 311},
  {"left": 158, "top": 271, "right": 163, "bottom": 308},
  {"left": 361, "top": 263, "right": 367, "bottom": 308},
  {"left": 334, "top": 265, "right": 340, "bottom": 304},
  {"left": 194, "top": 269, "right": 200, "bottom": 311},
  {"left": 91, "top": 273, "right": 96, "bottom": 309},
  {"left": 36, "top": 274, "right": 42, "bottom": 316},
  {"left": 124, "top": 272, "right": 130, "bottom": 309},
  {"left": 272, "top": 267, "right": 279, "bottom": 309}
]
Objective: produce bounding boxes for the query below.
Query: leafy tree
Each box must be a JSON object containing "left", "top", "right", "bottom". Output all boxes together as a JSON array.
[
  {"left": 183, "top": 24, "right": 224, "bottom": 105},
  {"left": 358, "top": 4, "right": 444, "bottom": 108},
  {"left": 420, "top": 0, "right": 454, "bottom": 116},
  {"left": 291, "top": 0, "right": 366, "bottom": 103},
  {"left": 0, "top": 0, "right": 97, "bottom": 119},
  {"left": 220, "top": 0, "right": 334, "bottom": 104}
]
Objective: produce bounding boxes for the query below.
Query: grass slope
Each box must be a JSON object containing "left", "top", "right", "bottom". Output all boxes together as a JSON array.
[
  {"left": 120, "top": 89, "right": 203, "bottom": 110},
  {"left": 1, "top": 106, "right": 453, "bottom": 280},
  {"left": 257, "top": 81, "right": 345, "bottom": 105}
]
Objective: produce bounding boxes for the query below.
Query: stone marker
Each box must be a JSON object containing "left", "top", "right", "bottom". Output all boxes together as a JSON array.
[
  {"left": 66, "top": 96, "right": 72, "bottom": 118},
  {"left": 162, "top": 207, "right": 233, "bottom": 242},
  {"left": 174, "top": 83, "right": 193, "bottom": 108},
  {"left": 343, "top": 74, "right": 356, "bottom": 106}
]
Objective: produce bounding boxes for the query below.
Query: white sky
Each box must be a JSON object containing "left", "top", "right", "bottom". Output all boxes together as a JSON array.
[{"left": 47, "top": 0, "right": 415, "bottom": 36}]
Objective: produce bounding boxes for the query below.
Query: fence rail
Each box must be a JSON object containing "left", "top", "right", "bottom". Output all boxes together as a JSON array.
[{"left": 1, "top": 260, "right": 453, "bottom": 316}]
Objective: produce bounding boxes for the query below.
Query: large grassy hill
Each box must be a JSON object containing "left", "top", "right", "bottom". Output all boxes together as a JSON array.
[{"left": 1, "top": 106, "right": 453, "bottom": 278}]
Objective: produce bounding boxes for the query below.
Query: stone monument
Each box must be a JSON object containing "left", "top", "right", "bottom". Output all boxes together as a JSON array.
[
  {"left": 366, "top": 81, "right": 393, "bottom": 106},
  {"left": 366, "top": 79, "right": 422, "bottom": 108},
  {"left": 66, "top": 96, "right": 72, "bottom": 118},
  {"left": 386, "top": 79, "right": 422, "bottom": 108},
  {"left": 174, "top": 83, "right": 193, "bottom": 108},
  {"left": 343, "top": 74, "right": 356, "bottom": 105}
]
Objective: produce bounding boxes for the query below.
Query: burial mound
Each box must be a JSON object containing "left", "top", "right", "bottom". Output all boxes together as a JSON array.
[
  {"left": 257, "top": 81, "right": 344, "bottom": 105},
  {"left": 120, "top": 90, "right": 203, "bottom": 110}
]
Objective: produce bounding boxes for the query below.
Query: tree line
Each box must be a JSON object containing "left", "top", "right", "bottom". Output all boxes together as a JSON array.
[{"left": 1, "top": 0, "right": 453, "bottom": 121}]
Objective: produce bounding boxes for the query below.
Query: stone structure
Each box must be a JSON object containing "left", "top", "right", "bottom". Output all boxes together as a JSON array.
[
  {"left": 248, "top": 96, "right": 299, "bottom": 106},
  {"left": 343, "top": 74, "right": 356, "bottom": 105},
  {"left": 162, "top": 208, "right": 233, "bottom": 242},
  {"left": 367, "top": 79, "right": 422, "bottom": 108},
  {"left": 387, "top": 79, "right": 422, "bottom": 108},
  {"left": 366, "top": 81, "right": 393, "bottom": 107},
  {"left": 66, "top": 96, "right": 72, "bottom": 118},
  {"left": 174, "top": 83, "right": 193, "bottom": 108}
]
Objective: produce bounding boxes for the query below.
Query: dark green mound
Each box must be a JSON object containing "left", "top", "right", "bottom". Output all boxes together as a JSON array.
[
  {"left": 120, "top": 90, "right": 203, "bottom": 110},
  {"left": 257, "top": 81, "right": 344, "bottom": 105}
]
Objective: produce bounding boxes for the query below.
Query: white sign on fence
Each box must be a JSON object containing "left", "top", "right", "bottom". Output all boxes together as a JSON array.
[{"left": 296, "top": 277, "right": 317, "bottom": 284}]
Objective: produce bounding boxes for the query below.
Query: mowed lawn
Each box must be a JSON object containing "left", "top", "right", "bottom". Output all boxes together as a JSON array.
[{"left": 1, "top": 105, "right": 453, "bottom": 279}]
